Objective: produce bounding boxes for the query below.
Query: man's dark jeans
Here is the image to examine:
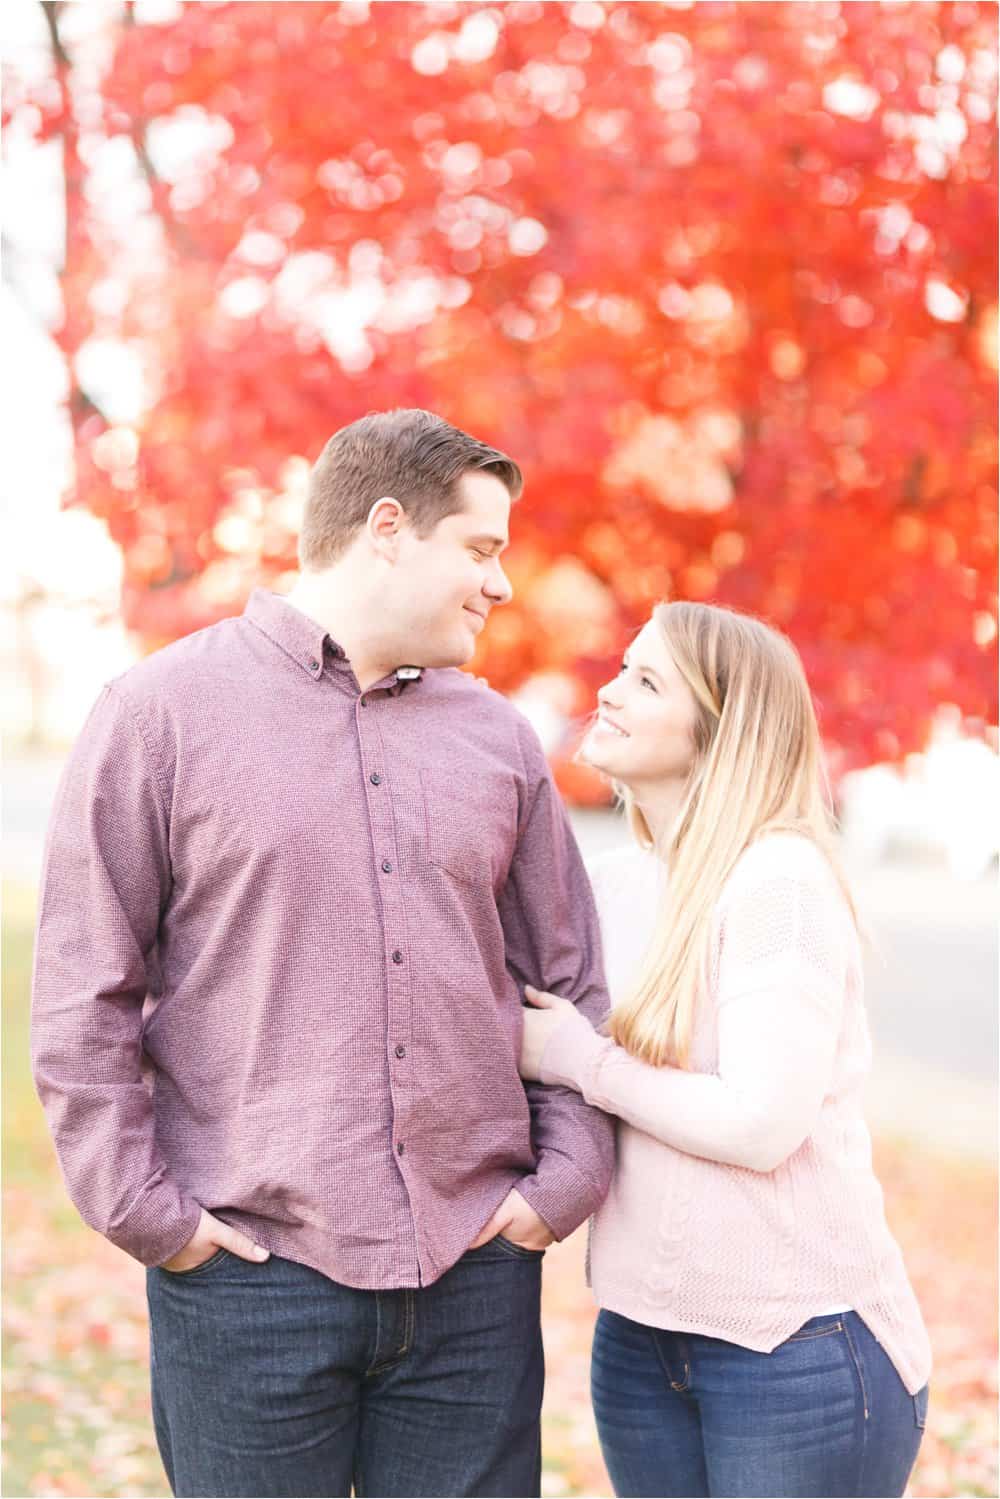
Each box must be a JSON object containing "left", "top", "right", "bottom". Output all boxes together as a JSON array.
[{"left": 146, "top": 1238, "right": 545, "bottom": 1497}]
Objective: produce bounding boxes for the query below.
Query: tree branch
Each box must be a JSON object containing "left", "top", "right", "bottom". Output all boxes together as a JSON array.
[
  {"left": 40, "top": 1, "right": 70, "bottom": 68},
  {"left": 120, "top": 2, "right": 204, "bottom": 259}
]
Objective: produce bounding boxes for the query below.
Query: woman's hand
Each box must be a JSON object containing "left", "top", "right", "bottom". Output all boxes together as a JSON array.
[{"left": 519, "top": 985, "right": 590, "bottom": 1082}]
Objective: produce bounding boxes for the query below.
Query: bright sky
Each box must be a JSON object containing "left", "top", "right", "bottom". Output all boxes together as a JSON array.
[
  {"left": 2, "top": 267, "right": 134, "bottom": 740},
  {"left": 3, "top": 5, "right": 171, "bottom": 741}
]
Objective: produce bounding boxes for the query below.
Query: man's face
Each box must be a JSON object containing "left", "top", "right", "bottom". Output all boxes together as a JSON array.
[{"left": 391, "top": 470, "right": 513, "bottom": 668}]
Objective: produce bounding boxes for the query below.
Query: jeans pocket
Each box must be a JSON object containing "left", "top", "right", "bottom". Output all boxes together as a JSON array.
[
  {"left": 494, "top": 1234, "right": 546, "bottom": 1260},
  {"left": 913, "top": 1384, "right": 930, "bottom": 1429},
  {"left": 785, "top": 1317, "right": 844, "bottom": 1342},
  {"left": 161, "top": 1247, "right": 230, "bottom": 1278},
  {"left": 841, "top": 1315, "right": 872, "bottom": 1422}
]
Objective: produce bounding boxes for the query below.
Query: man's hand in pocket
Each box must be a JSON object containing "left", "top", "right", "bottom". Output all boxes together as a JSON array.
[
  {"left": 469, "top": 1189, "right": 554, "bottom": 1252},
  {"left": 160, "top": 1209, "right": 270, "bottom": 1272}
]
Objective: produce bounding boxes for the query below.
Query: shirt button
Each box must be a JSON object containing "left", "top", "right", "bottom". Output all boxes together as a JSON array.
[
  {"left": 392, "top": 950, "right": 403, "bottom": 964},
  {"left": 370, "top": 772, "right": 382, "bottom": 785},
  {"left": 309, "top": 658, "right": 320, "bottom": 672},
  {"left": 397, "top": 1141, "right": 405, "bottom": 1156},
  {"left": 381, "top": 860, "right": 393, "bottom": 874},
  {"left": 360, "top": 695, "right": 369, "bottom": 707},
  {"left": 395, "top": 1044, "right": 406, "bottom": 1059}
]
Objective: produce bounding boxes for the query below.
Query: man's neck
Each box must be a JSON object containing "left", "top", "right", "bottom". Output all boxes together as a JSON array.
[{"left": 284, "top": 571, "right": 396, "bottom": 690}]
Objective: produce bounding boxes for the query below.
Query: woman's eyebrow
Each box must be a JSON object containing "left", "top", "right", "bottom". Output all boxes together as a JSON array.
[{"left": 623, "top": 654, "right": 663, "bottom": 681}]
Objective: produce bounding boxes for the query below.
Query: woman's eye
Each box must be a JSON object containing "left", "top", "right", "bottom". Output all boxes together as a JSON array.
[{"left": 618, "top": 661, "right": 655, "bottom": 690}]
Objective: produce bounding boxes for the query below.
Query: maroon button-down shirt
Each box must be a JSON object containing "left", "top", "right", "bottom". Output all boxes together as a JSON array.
[{"left": 31, "top": 590, "right": 614, "bottom": 1288}]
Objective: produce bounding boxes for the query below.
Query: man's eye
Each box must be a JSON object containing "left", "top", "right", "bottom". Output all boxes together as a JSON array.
[{"left": 641, "top": 676, "right": 658, "bottom": 692}]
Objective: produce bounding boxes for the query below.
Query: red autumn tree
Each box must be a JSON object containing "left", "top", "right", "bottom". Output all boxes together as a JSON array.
[{"left": 11, "top": 0, "right": 998, "bottom": 785}]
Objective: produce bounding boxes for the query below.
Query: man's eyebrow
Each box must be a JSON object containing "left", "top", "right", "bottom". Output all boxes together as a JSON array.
[{"left": 467, "top": 534, "right": 509, "bottom": 553}]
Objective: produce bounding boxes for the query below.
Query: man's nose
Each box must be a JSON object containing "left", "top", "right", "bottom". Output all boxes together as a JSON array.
[{"left": 485, "top": 559, "right": 513, "bottom": 605}]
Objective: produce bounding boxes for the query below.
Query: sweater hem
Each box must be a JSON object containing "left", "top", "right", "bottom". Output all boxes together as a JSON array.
[{"left": 591, "top": 1284, "right": 931, "bottom": 1396}]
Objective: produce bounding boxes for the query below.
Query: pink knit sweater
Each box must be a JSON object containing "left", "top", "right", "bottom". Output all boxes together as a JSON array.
[{"left": 539, "top": 832, "right": 932, "bottom": 1395}]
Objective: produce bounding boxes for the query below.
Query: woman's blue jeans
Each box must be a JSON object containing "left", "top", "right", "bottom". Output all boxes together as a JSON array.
[
  {"left": 591, "top": 1308, "right": 928, "bottom": 1497},
  {"left": 146, "top": 1239, "right": 545, "bottom": 1497}
]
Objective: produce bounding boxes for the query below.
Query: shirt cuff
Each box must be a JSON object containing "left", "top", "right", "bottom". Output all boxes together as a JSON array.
[
  {"left": 109, "top": 1182, "right": 204, "bottom": 1268},
  {"left": 539, "top": 1014, "right": 613, "bottom": 1095},
  {"left": 516, "top": 1151, "right": 605, "bottom": 1242}
]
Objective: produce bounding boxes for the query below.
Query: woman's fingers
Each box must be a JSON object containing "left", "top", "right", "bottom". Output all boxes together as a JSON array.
[{"left": 524, "top": 984, "right": 562, "bottom": 1008}]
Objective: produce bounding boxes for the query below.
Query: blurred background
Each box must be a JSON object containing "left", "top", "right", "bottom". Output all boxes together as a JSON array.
[{"left": 3, "top": 2, "right": 997, "bottom": 1496}]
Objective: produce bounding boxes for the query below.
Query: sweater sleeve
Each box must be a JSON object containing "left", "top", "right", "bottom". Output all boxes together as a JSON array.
[{"left": 538, "top": 847, "right": 848, "bottom": 1174}]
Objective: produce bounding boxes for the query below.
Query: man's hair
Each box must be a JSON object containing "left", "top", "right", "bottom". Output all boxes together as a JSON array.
[{"left": 299, "top": 409, "right": 523, "bottom": 569}]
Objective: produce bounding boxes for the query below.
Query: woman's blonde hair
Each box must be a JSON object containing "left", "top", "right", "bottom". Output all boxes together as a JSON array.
[{"left": 608, "top": 600, "right": 855, "bottom": 1069}]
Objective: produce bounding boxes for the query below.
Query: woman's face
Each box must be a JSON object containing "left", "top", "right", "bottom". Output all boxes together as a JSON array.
[{"left": 580, "top": 619, "right": 701, "bottom": 790}]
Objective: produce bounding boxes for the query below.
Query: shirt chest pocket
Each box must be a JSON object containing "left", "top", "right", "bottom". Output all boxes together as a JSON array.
[{"left": 420, "top": 766, "right": 519, "bottom": 891}]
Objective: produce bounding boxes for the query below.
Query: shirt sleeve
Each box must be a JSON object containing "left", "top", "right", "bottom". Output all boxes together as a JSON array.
[
  {"left": 30, "top": 684, "right": 203, "bottom": 1265},
  {"left": 496, "top": 719, "right": 615, "bottom": 1239},
  {"left": 537, "top": 855, "right": 847, "bottom": 1174}
]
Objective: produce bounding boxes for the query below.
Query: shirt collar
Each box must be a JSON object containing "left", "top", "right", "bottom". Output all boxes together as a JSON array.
[
  {"left": 243, "top": 589, "right": 424, "bottom": 688},
  {"left": 244, "top": 589, "right": 337, "bottom": 680}
]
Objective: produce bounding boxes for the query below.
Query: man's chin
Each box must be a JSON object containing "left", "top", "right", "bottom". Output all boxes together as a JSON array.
[{"left": 421, "top": 637, "right": 476, "bottom": 670}]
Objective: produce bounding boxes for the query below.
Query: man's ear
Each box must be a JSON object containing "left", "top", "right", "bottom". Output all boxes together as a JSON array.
[{"left": 366, "top": 497, "right": 407, "bottom": 559}]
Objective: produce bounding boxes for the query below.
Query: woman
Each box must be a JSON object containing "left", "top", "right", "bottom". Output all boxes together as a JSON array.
[{"left": 519, "top": 601, "right": 931, "bottom": 1499}]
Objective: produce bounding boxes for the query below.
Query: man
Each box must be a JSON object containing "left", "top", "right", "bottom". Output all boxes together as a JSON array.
[{"left": 31, "top": 409, "right": 614, "bottom": 1498}]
